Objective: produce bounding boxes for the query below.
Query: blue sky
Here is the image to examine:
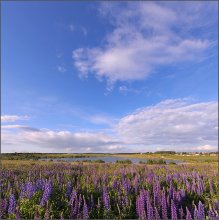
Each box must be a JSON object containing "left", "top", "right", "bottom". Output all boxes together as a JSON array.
[{"left": 1, "top": 1, "right": 218, "bottom": 153}]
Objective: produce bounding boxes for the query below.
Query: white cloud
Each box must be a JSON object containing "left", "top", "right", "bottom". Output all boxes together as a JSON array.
[
  {"left": 1, "top": 115, "right": 30, "bottom": 122},
  {"left": 2, "top": 99, "right": 218, "bottom": 152},
  {"left": 116, "top": 99, "right": 218, "bottom": 150},
  {"left": 1, "top": 127, "right": 124, "bottom": 153},
  {"left": 73, "top": 2, "right": 216, "bottom": 86}
]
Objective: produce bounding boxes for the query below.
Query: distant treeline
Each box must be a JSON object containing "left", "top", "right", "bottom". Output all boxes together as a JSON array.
[
  {"left": 154, "top": 151, "right": 176, "bottom": 154},
  {"left": 1, "top": 153, "right": 90, "bottom": 160}
]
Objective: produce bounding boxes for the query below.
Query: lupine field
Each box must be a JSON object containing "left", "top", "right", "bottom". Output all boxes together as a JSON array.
[{"left": 0, "top": 162, "right": 218, "bottom": 219}]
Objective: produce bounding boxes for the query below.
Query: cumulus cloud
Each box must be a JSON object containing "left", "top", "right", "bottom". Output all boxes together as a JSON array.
[
  {"left": 1, "top": 115, "right": 30, "bottom": 122},
  {"left": 1, "top": 126, "right": 124, "bottom": 153},
  {"left": 73, "top": 2, "right": 216, "bottom": 87},
  {"left": 1, "top": 99, "right": 218, "bottom": 152},
  {"left": 116, "top": 99, "right": 218, "bottom": 150}
]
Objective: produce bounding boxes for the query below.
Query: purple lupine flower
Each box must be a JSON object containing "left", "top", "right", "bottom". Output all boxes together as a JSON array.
[
  {"left": 171, "top": 199, "right": 177, "bottom": 220},
  {"left": 40, "top": 181, "right": 52, "bottom": 207},
  {"left": 77, "top": 194, "right": 83, "bottom": 219},
  {"left": 134, "top": 177, "right": 139, "bottom": 194},
  {"left": 153, "top": 182, "right": 158, "bottom": 207},
  {"left": 186, "top": 180, "right": 191, "bottom": 193},
  {"left": 192, "top": 179, "right": 196, "bottom": 193},
  {"left": 179, "top": 206, "right": 184, "bottom": 219},
  {"left": 169, "top": 181, "right": 173, "bottom": 198},
  {"left": 8, "top": 193, "right": 16, "bottom": 214},
  {"left": 146, "top": 191, "right": 154, "bottom": 220},
  {"left": 36, "top": 179, "right": 43, "bottom": 190},
  {"left": 19, "top": 183, "right": 26, "bottom": 199},
  {"left": 198, "top": 201, "right": 205, "bottom": 219},
  {"left": 154, "top": 207, "right": 161, "bottom": 220},
  {"left": 26, "top": 181, "right": 36, "bottom": 199},
  {"left": 194, "top": 205, "right": 198, "bottom": 219},
  {"left": 102, "top": 174, "right": 107, "bottom": 183},
  {"left": 136, "top": 194, "right": 146, "bottom": 220},
  {"left": 197, "top": 177, "right": 204, "bottom": 196},
  {"left": 161, "top": 191, "right": 168, "bottom": 219},
  {"left": 176, "top": 190, "right": 182, "bottom": 206},
  {"left": 69, "top": 189, "right": 77, "bottom": 206},
  {"left": 66, "top": 181, "right": 72, "bottom": 198},
  {"left": 102, "top": 186, "right": 110, "bottom": 213},
  {"left": 213, "top": 201, "right": 219, "bottom": 212},
  {"left": 112, "top": 179, "right": 118, "bottom": 189},
  {"left": 83, "top": 199, "right": 89, "bottom": 219},
  {"left": 70, "top": 196, "right": 78, "bottom": 219},
  {"left": 186, "top": 207, "right": 192, "bottom": 220},
  {"left": 208, "top": 209, "right": 216, "bottom": 219},
  {"left": 0, "top": 198, "right": 8, "bottom": 218}
]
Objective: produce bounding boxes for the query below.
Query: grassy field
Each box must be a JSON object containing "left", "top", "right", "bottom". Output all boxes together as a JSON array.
[
  {"left": 113, "top": 153, "right": 218, "bottom": 163},
  {"left": 1, "top": 152, "right": 218, "bottom": 164}
]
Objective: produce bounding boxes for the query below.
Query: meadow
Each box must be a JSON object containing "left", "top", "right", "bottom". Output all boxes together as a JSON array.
[{"left": 0, "top": 159, "right": 218, "bottom": 219}]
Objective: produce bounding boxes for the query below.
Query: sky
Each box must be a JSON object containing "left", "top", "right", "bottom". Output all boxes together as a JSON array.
[{"left": 1, "top": 1, "right": 218, "bottom": 153}]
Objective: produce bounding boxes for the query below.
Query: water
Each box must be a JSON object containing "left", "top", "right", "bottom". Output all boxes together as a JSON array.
[{"left": 40, "top": 156, "right": 182, "bottom": 164}]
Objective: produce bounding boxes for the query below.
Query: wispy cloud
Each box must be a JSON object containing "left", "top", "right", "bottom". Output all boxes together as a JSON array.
[
  {"left": 87, "top": 115, "right": 116, "bottom": 126},
  {"left": 1, "top": 115, "right": 30, "bottom": 122},
  {"left": 58, "top": 65, "right": 67, "bottom": 73},
  {"left": 81, "top": 26, "right": 88, "bottom": 36},
  {"left": 2, "top": 124, "right": 41, "bottom": 132},
  {"left": 69, "top": 24, "right": 75, "bottom": 32},
  {"left": 73, "top": 2, "right": 217, "bottom": 89}
]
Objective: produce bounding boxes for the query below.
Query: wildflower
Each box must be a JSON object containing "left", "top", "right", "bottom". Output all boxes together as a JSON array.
[
  {"left": 66, "top": 181, "right": 72, "bottom": 198},
  {"left": 179, "top": 206, "right": 184, "bottom": 219},
  {"left": 146, "top": 191, "right": 154, "bottom": 220},
  {"left": 136, "top": 193, "right": 146, "bottom": 220},
  {"left": 83, "top": 199, "right": 89, "bottom": 219},
  {"left": 198, "top": 201, "right": 205, "bottom": 219},
  {"left": 103, "top": 186, "right": 110, "bottom": 213},
  {"left": 40, "top": 181, "right": 52, "bottom": 207},
  {"left": 194, "top": 205, "right": 198, "bottom": 219},
  {"left": 0, "top": 198, "right": 8, "bottom": 218},
  {"left": 171, "top": 199, "right": 177, "bottom": 220},
  {"left": 186, "top": 207, "right": 192, "bottom": 220},
  {"left": 161, "top": 192, "right": 168, "bottom": 219},
  {"left": 8, "top": 193, "right": 16, "bottom": 214},
  {"left": 154, "top": 207, "right": 161, "bottom": 220}
]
